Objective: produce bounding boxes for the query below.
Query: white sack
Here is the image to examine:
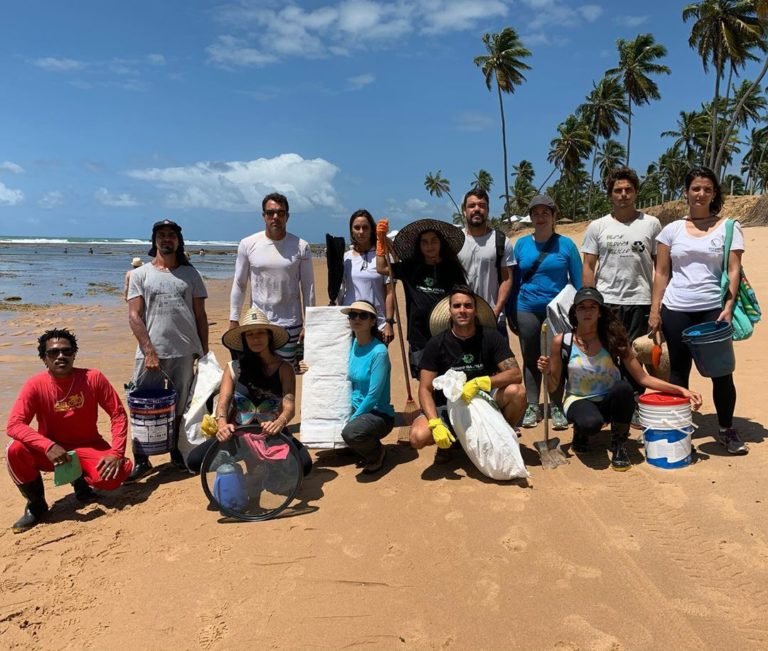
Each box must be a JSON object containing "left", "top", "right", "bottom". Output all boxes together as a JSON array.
[
  {"left": 545, "top": 283, "right": 576, "bottom": 348},
  {"left": 300, "top": 306, "right": 352, "bottom": 449},
  {"left": 433, "top": 369, "right": 528, "bottom": 481},
  {"left": 177, "top": 352, "right": 224, "bottom": 464}
]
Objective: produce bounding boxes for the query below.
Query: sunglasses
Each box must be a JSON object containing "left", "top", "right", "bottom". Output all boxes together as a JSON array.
[
  {"left": 45, "top": 347, "right": 75, "bottom": 358},
  {"left": 347, "top": 311, "right": 373, "bottom": 320}
]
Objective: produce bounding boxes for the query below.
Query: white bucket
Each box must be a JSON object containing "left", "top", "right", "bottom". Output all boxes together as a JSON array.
[{"left": 638, "top": 394, "right": 693, "bottom": 470}]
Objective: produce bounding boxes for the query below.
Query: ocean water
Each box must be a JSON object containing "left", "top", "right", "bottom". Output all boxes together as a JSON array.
[{"left": 0, "top": 237, "right": 238, "bottom": 307}]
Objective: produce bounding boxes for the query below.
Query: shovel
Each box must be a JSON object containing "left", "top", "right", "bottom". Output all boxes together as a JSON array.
[{"left": 533, "top": 322, "right": 568, "bottom": 468}]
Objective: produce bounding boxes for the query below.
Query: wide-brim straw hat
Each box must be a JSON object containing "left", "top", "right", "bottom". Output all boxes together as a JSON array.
[
  {"left": 392, "top": 219, "right": 465, "bottom": 262},
  {"left": 222, "top": 308, "right": 290, "bottom": 351},
  {"left": 131, "top": 257, "right": 143, "bottom": 268},
  {"left": 340, "top": 300, "right": 378, "bottom": 318},
  {"left": 429, "top": 294, "right": 497, "bottom": 336}
]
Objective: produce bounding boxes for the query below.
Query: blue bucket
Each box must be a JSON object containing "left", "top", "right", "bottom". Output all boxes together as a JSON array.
[
  {"left": 213, "top": 463, "right": 248, "bottom": 510},
  {"left": 682, "top": 321, "right": 735, "bottom": 378},
  {"left": 643, "top": 425, "right": 693, "bottom": 469},
  {"left": 128, "top": 388, "right": 177, "bottom": 456}
]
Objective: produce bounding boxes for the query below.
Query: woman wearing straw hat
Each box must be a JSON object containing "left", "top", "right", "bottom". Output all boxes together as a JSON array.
[
  {"left": 123, "top": 257, "right": 143, "bottom": 301},
  {"left": 538, "top": 287, "right": 701, "bottom": 471},
  {"left": 339, "top": 210, "right": 395, "bottom": 344},
  {"left": 650, "top": 166, "right": 747, "bottom": 455},
  {"left": 510, "top": 194, "right": 582, "bottom": 431},
  {"left": 375, "top": 218, "right": 467, "bottom": 378},
  {"left": 186, "top": 308, "right": 296, "bottom": 473}
]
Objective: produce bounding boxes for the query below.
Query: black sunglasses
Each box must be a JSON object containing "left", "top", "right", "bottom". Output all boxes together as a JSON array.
[
  {"left": 45, "top": 347, "right": 75, "bottom": 358},
  {"left": 347, "top": 311, "right": 373, "bottom": 320}
]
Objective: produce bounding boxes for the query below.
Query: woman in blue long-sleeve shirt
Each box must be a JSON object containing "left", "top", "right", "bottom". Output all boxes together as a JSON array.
[
  {"left": 508, "top": 194, "right": 582, "bottom": 430},
  {"left": 340, "top": 300, "right": 394, "bottom": 474}
]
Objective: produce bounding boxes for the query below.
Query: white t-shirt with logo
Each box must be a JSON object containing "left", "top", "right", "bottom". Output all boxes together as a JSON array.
[
  {"left": 581, "top": 212, "right": 661, "bottom": 305},
  {"left": 458, "top": 229, "right": 516, "bottom": 310},
  {"left": 657, "top": 219, "right": 744, "bottom": 312}
]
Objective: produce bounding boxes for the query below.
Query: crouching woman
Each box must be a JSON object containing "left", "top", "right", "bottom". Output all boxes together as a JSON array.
[{"left": 538, "top": 287, "right": 702, "bottom": 471}]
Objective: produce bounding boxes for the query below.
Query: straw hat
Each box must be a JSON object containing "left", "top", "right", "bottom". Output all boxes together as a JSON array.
[
  {"left": 222, "top": 308, "right": 290, "bottom": 351},
  {"left": 131, "top": 257, "right": 143, "bottom": 268},
  {"left": 340, "top": 300, "right": 378, "bottom": 318},
  {"left": 429, "top": 293, "right": 497, "bottom": 336},
  {"left": 392, "top": 219, "right": 464, "bottom": 262}
]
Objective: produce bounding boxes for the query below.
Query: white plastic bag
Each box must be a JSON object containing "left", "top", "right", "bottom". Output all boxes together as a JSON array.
[
  {"left": 177, "top": 352, "right": 224, "bottom": 463},
  {"left": 432, "top": 369, "right": 528, "bottom": 480}
]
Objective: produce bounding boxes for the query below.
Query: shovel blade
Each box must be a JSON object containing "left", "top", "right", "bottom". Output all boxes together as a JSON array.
[{"left": 533, "top": 438, "right": 569, "bottom": 468}]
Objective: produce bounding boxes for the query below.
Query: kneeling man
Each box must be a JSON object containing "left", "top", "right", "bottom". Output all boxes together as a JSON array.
[
  {"left": 6, "top": 328, "right": 133, "bottom": 533},
  {"left": 410, "top": 285, "right": 527, "bottom": 450}
]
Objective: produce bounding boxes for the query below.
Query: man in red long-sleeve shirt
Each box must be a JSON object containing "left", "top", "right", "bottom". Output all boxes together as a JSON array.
[{"left": 5, "top": 328, "right": 133, "bottom": 533}]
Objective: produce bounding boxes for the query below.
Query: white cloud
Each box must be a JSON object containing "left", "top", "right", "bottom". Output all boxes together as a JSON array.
[
  {"left": 455, "top": 111, "right": 495, "bottom": 132},
  {"left": 95, "top": 187, "right": 140, "bottom": 207},
  {"left": 615, "top": 15, "right": 649, "bottom": 27},
  {"left": 348, "top": 73, "right": 375, "bottom": 90},
  {"left": 39, "top": 191, "right": 64, "bottom": 209},
  {"left": 127, "top": 154, "right": 340, "bottom": 212},
  {"left": 0, "top": 182, "right": 24, "bottom": 206},
  {"left": 578, "top": 4, "right": 603, "bottom": 22},
  {"left": 404, "top": 198, "right": 429, "bottom": 212},
  {"left": 0, "top": 161, "right": 24, "bottom": 174},
  {"left": 146, "top": 53, "right": 166, "bottom": 65},
  {"left": 422, "top": 0, "right": 509, "bottom": 34},
  {"left": 33, "top": 57, "right": 86, "bottom": 72},
  {"left": 206, "top": 35, "right": 277, "bottom": 67}
]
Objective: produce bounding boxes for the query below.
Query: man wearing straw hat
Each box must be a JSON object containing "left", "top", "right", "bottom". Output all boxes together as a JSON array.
[
  {"left": 229, "top": 192, "right": 315, "bottom": 367},
  {"left": 409, "top": 285, "right": 526, "bottom": 453},
  {"left": 6, "top": 328, "right": 133, "bottom": 533},
  {"left": 126, "top": 219, "right": 209, "bottom": 481},
  {"left": 458, "top": 186, "right": 515, "bottom": 339}
]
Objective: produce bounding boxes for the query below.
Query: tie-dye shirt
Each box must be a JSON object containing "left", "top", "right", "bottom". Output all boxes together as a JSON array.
[{"left": 563, "top": 336, "right": 621, "bottom": 414}]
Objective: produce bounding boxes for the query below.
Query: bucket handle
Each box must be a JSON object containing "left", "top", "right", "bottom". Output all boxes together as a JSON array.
[
  {"left": 642, "top": 418, "right": 698, "bottom": 433},
  {"left": 136, "top": 366, "right": 176, "bottom": 391}
]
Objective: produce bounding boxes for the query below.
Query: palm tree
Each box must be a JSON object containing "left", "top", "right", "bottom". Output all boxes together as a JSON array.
[
  {"left": 607, "top": 33, "right": 671, "bottom": 165},
  {"left": 472, "top": 169, "right": 494, "bottom": 194},
  {"left": 511, "top": 159, "right": 536, "bottom": 215},
  {"left": 595, "top": 139, "right": 628, "bottom": 186},
  {"left": 729, "top": 78, "right": 768, "bottom": 128},
  {"left": 661, "top": 110, "right": 710, "bottom": 164},
  {"left": 683, "top": 0, "right": 766, "bottom": 174},
  {"left": 424, "top": 170, "right": 462, "bottom": 217},
  {"left": 540, "top": 115, "right": 594, "bottom": 190},
  {"left": 474, "top": 28, "right": 532, "bottom": 214},
  {"left": 741, "top": 125, "right": 768, "bottom": 190},
  {"left": 577, "top": 74, "right": 629, "bottom": 216}
]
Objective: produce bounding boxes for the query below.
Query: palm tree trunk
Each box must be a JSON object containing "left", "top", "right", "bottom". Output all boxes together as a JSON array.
[
  {"left": 537, "top": 166, "right": 559, "bottom": 193},
  {"left": 625, "top": 95, "right": 633, "bottom": 166},
  {"left": 587, "top": 136, "right": 599, "bottom": 219},
  {"left": 497, "top": 83, "right": 510, "bottom": 217},
  {"left": 708, "top": 68, "right": 722, "bottom": 170},
  {"left": 714, "top": 56, "right": 768, "bottom": 179}
]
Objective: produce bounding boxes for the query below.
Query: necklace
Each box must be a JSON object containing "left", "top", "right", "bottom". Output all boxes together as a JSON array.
[{"left": 53, "top": 374, "right": 77, "bottom": 411}]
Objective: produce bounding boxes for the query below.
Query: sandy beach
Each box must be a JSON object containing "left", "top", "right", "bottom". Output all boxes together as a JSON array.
[{"left": 2, "top": 222, "right": 768, "bottom": 650}]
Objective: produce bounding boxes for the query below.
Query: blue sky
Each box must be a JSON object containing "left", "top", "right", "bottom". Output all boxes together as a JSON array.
[{"left": 0, "top": 0, "right": 764, "bottom": 243}]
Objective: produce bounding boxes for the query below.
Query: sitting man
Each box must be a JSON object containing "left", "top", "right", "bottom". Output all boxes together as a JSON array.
[
  {"left": 409, "top": 285, "right": 527, "bottom": 453},
  {"left": 6, "top": 328, "right": 133, "bottom": 533}
]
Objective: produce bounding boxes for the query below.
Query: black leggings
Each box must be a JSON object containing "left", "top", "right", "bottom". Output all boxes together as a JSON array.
[
  {"left": 567, "top": 380, "right": 635, "bottom": 436},
  {"left": 661, "top": 306, "right": 736, "bottom": 428}
]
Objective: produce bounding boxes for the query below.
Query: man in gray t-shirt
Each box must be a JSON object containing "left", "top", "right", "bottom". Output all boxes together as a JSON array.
[
  {"left": 126, "top": 219, "right": 209, "bottom": 480},
  {"left": 582, "top": 167, "right": 661, "bottom": 343}
]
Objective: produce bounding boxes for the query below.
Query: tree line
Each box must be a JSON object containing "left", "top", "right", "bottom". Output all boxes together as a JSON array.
[{"left": 425, "top": 0, "right": 768, "bottom": 224}]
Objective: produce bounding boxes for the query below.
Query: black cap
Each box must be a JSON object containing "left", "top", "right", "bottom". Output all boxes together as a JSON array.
[
  {"left": 527, "top": 194, "right": 556, "bottom": 213},
  {"left": 148, "top": 219, "right": 185, "bottom": 257},
  {"left": 573, "top": 287, "right": 605, "bottom": 306}
]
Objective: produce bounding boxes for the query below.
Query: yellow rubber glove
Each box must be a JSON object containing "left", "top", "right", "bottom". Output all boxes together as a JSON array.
[
  {"left": 428, "top": 418, "right": 455, "bottom": 449},
  {"left": 461, "top": 376, "right": 491, "bottom": 403},
  {"left": 200, "top": 414, "right": 219, "bottom": 438},
  {"left": 375, "top": 218, "right": 390, "bottom": 257}
]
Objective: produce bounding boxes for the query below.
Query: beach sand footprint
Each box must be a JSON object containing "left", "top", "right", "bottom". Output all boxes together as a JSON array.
[{"left": 198, "top": 611, "right": 229, "bottom": 650}]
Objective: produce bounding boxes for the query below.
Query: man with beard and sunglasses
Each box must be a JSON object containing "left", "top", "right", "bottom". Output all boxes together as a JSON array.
[
  {"left": 127, "top": 219, "right": 209, "bottom": 481},
  {"left": 6, "top": 328, "right": 133, "bottom": 533}
]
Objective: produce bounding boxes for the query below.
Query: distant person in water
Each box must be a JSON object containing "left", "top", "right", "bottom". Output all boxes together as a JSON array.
[
  {"left": 5, "top": 328, "right": 133, "bottom": 533},
  {"left": 126, "top": 220, "right": 209, "bottom": 481},
  {"left": 123, "top": 257, "right": 143, "bottom": 301}
]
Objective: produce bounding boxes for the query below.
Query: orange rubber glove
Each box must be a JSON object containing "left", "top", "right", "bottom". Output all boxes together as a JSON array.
[{"left": 376, "top": 218, "right": 390, "bottom": 257}]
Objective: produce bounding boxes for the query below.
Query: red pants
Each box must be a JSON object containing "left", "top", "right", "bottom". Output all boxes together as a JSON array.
[{"left": 6, "top": 438, "right": 133, "bottom": 490}]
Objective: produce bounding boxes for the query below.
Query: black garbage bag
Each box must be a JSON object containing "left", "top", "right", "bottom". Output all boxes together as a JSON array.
[{"left": 325, "top": 233, "right": 346, "bottom": 305}]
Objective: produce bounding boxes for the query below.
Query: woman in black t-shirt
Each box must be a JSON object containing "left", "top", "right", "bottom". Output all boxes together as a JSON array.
[{"left": 375, "top": 219, "right": 467, "bottom": 378}]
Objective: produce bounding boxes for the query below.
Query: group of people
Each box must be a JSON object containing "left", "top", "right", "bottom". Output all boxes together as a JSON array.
[{"left": 5, "top": 165, "right": 748, "bottom": 532}]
